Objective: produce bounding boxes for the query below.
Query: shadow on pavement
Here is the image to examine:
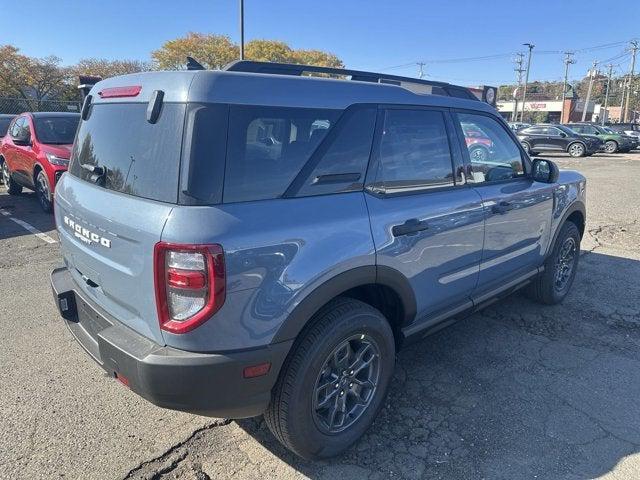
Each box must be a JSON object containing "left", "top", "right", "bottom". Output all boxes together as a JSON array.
[
  {"left": 236, "top": 250, "right": 640, "bottom": 479},
  {"left": 0, "top": 191, "right": 56, "bottom": 241}
]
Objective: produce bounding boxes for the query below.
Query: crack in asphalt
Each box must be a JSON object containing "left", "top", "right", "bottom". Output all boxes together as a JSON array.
[{"left": 121, "top": 419, "right": 232, "bottom": 480}]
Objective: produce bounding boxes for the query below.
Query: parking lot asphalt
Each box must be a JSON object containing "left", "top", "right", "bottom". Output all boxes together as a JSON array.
[{"left": 1, "top": 151, "right": 640, "bottom": 480}]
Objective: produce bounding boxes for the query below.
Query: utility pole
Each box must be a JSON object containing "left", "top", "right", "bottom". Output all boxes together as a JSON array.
[
  {"left": 417, "top": 62, "right": 426, "bottom": 79},
  {"left": 520, "top": 43, "right": 535, "bottom": 122},
  {"left": 622, "top": 40, "right": 638, "bottom": 122},
  {"left": 561, "top": 52, "right": 575, "bottom": 123},
  {"left": 582, "top": 60, "right": 598, "bottom": 122},
  {"left": 513, "top": 53, "right": 525, "bottom": 121},
  {"left": 602, "top": 64, "right": 614, "bottom": 125},
  {"left": 239, "top": 0, "right": 245, "bottom": 60}
]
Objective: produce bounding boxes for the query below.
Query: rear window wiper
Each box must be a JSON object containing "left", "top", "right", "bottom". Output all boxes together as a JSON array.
[{"left": 81, "top": 163, "right": 107, "bottom": 186}]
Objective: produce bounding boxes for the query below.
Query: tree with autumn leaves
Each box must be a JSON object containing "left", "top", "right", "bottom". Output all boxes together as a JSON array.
[{"left": 0, "top": 33, "right": 343, "bottom": 102}]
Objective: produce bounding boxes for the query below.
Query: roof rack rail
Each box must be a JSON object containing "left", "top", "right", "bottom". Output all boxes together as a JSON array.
[{"left": 223, "top": 60, "right": 481, "bottom": 102}]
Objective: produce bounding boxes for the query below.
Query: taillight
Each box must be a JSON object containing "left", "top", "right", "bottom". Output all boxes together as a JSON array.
[
  {"left": 98, "top": 85, "right": 142, "bottom": 99},
  {"left": 154, "top": 242, "right": 225, "bottom": 334}
]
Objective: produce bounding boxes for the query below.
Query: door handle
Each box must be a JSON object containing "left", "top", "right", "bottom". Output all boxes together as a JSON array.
[
  {"left": 491, "top": 201, "right": 514, "bottom": 215},
  {"left": 392, "top": 218, "right": 429, "bottom": 237}
]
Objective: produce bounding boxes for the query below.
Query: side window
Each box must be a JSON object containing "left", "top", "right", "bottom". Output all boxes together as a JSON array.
[
  {"left": 10, "top": 117, "right": 24, "bottom": 138},
  {"left": 296, "top": 107, "right": 376, "bottom": 197},
  {"left": 224, "top": 106, "right": 340, "bottom": 203},
  {"left": 571, "top": 125, "right": 584, "bottom": 134},
  {"left": 375, "top": 109, "right": 455, "bottom": 192},
  {"left": 523, "top": 126, "right": 544, "bottom": 135},
  {"left": 456, "top": 112, "right": 525, "bottom": 183}
]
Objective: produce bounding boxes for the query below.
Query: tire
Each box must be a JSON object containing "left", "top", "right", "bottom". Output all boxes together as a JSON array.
[
  {"left": 469, "top": 145, "right": 489, "bottom": 163},
  {"left": 1, "top": 159, "right": 23, "bottom": 195},
  {"left": 522, "top": 142, "right": 532, "bottom": 155},
  {"left": 604, "top": 140, "right": 618, "bottom": 154},
  {"left": 265, "top": 297, "right": 395, "bottom": 460},
  {"left": 568, "top": 142, "right": 586, "bottom": 158},
  {"left": 526, "top": 221, "right": 581, "bottom": 305},
  {"left": 35, "top": 170, "right": 52, "bottom": 213}
]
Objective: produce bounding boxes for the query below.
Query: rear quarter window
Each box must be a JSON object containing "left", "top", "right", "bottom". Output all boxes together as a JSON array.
[
  {"left": 69, "top": 103, "right": 185, "bottom": 203},
  {"left": 223, "top": 106, "right": 340, "bottom": 203}
]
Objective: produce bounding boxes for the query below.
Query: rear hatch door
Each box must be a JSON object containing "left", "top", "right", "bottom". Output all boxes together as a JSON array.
[{"left": 55, "top": 82, "right": 188, "bottom": 344}]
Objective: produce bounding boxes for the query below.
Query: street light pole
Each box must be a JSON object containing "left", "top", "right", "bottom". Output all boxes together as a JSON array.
[
  {"left": 582, "top": 60, "right": 598, "bottom": 122},
  {"left": 561, "top": 52, "right": 575, "bottom": 123},
  {"left": 602, "top": 64, "right": 614, "bottom": 125},
  {"left": 239, "top": 0, "right": 245, "bottom": 60},
  {"left": 622, "top": 40, "right": 638, "bottom": 122},
  {"left": 520, "top": 43, "right": 535, "bottom": 122}
]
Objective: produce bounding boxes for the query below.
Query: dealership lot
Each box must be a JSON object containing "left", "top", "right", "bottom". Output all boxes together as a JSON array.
[{"left": 1, "top": 151, "right": 640, "bottom": 479}]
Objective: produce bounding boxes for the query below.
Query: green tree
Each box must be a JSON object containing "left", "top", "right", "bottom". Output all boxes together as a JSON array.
[
  {"left": 245, "top": 39, "right": 293, "bottom": 63},
  {"left": 152, "top": 33, "right": 239, "bottom": 70},
  {"left": 0, "top": 45, "right": 68, "bottom": 101},
  {"left": 72, "top": 58, "right": 150, "bottom": 80}
]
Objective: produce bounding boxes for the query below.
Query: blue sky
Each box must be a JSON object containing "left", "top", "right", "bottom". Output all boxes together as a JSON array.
[{"left": 3, "top": 0, "right": 639, "bottom": 86}]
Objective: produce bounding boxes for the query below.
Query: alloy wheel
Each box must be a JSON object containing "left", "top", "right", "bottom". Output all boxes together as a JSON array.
[
  {"left": 569, "top": 143, "right": 584, "bottom": 157},
  {"left": 604, "top": 141, "right": 617, "bottom": 154},
  {"left": 312, "top": 334, "right": 381, "bottom": 434},
  {"left": 554, "top": 237, "right": 577, "bottom": 293},
  {"left": 36, "top": 172, "right": 50, "bottom": 209},
  {"left": 1, "top": 161, "right": 10, "bottom": 186}
]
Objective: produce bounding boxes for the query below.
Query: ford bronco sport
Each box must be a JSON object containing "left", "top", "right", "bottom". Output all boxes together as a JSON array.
[{"left": 50, "top": 61, "right": 586, "bottom": 460}]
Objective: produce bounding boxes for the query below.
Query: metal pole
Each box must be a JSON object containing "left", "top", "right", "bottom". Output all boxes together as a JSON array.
[
  {"left": 561, "top": 52, "right": 575, "bottom": 123},
  {"left": 602, "top": 64, "right": 614, "bottom": 125},
  {"left": 417, "top": 62, "right": 426, "bottom": 79},
  {"left": 520, "top": 43, "right": 534, "bottom": 122},
  {"left": 513, "top": 53, "right": 525, "bottom": 122},
  {"left": 239, "top": 0, "right": 245, "bottom": 60},
  {"left": 582, "top": 60, "right": 598, "bottom": 122},
  {"left": 619, "top": 77, "right": 626, "bottom": 121},
  {"left": 622, "top": 40, "right": 638, "bottom": 123}
]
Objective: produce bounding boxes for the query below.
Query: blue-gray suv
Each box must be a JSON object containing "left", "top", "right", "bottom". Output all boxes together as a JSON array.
[{"left": 50, "top": 61, "right": 586, "bottom": 460}]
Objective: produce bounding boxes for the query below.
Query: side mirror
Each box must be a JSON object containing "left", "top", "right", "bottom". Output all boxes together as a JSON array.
[
  {"left": 13, "top": 134, "right": 31, "bottom": 146},
  {"left": 532, "top": 158, "right": 559, "bottom": 183}
]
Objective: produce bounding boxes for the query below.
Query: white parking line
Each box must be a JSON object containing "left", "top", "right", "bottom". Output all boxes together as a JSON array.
[{"left": 0, "top": 209, "right": 58, "bottom": 244}]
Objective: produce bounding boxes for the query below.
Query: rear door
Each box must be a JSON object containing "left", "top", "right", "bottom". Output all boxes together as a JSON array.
[
  {"left": 55, "top": 101, "right": 186, "bottom": 343},
  {"left": 453, "top": 111, "right": 554, "bottom": 295},
  {"left": 365, "top": 107, "right": 485, "bottom": 325}
]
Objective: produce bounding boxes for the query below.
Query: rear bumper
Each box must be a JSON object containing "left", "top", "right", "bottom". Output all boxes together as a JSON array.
[{"left": 50, "top": 266, "right": 292, "bottom": 418}]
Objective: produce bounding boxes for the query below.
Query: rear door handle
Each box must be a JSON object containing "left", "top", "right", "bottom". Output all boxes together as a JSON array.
[
  {"left": 392, "top": 218, "right": 429, "bottom": 237},
  {"left": 491, "top": 201, "right": 514, "bottom": 214}
]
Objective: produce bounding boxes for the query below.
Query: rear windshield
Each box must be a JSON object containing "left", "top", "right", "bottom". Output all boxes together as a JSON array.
[
  {"left": 34, "top": 116, "right": 80, "bottom": 144},
  {"left": 0, "top": 117, "right": 13, "bottom": 136},
  {"left": 69, "top": 103, "right": 185, "bottom": 203}
]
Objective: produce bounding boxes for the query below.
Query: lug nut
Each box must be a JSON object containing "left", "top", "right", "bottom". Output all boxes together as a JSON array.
[
  {"left": 349, "top": 370, "right": 354, "bottom": 375},
  {"left": 335, "top": 383, "right": 339, "bottom": 388},
  {"left": 340, "top": 390, "right": 344, "bottom": 396},
  {"left": 349, "top": 383, "right": 353, "bottom": 387}
]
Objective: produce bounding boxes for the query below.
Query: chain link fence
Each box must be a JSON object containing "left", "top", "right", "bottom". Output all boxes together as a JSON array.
[{"left": 0, "top": 97, "right": 81, "bottom": 115}]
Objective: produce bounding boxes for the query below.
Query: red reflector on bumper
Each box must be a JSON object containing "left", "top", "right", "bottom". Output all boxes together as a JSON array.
[
  {"left": 243, "top": 362, "right": 271, "bottom": 378},
  {"left": 115, "top": 373, "right": 130, "bottom": 387}
]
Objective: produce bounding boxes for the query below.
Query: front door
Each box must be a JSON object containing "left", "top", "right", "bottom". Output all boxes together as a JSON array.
[
  {"left": 453, "top": 111, "right": 554, "bottom": 294},
  {"left": 365, "top": 107, "right": 485, "bottom": 323}
]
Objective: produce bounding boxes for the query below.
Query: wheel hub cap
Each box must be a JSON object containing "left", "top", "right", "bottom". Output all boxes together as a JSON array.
[
  {"left": 554, "top": 237, "right": 576, "bottom": 292},
  {"left": 312, "top": 334, "right": 380, "bottom": 434}
]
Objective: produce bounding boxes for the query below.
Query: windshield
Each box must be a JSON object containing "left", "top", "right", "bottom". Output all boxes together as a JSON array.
[
  {"left": 33, "top": 116, "right": 80, "bottom": 144},
  {"left": 0, "top": 117, "right": 14, "bottom": 136}
]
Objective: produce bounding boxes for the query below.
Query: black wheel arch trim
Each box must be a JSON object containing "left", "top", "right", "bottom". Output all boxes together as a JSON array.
[
  {"left": 272, "top": 265, "right": 417, "bottom": 344},
  {"left": 546, "top": 200, "right": 586, "bottom": 258}
]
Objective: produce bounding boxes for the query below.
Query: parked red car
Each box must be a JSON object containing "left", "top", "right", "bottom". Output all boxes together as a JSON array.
[{"left": 0, "top": 112, "right": 80, "bottom": 212}]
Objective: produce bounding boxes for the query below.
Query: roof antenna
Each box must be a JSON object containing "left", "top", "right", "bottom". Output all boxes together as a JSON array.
[{"left": 186, "top": 57, "right": 205, "bottom": 71}]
